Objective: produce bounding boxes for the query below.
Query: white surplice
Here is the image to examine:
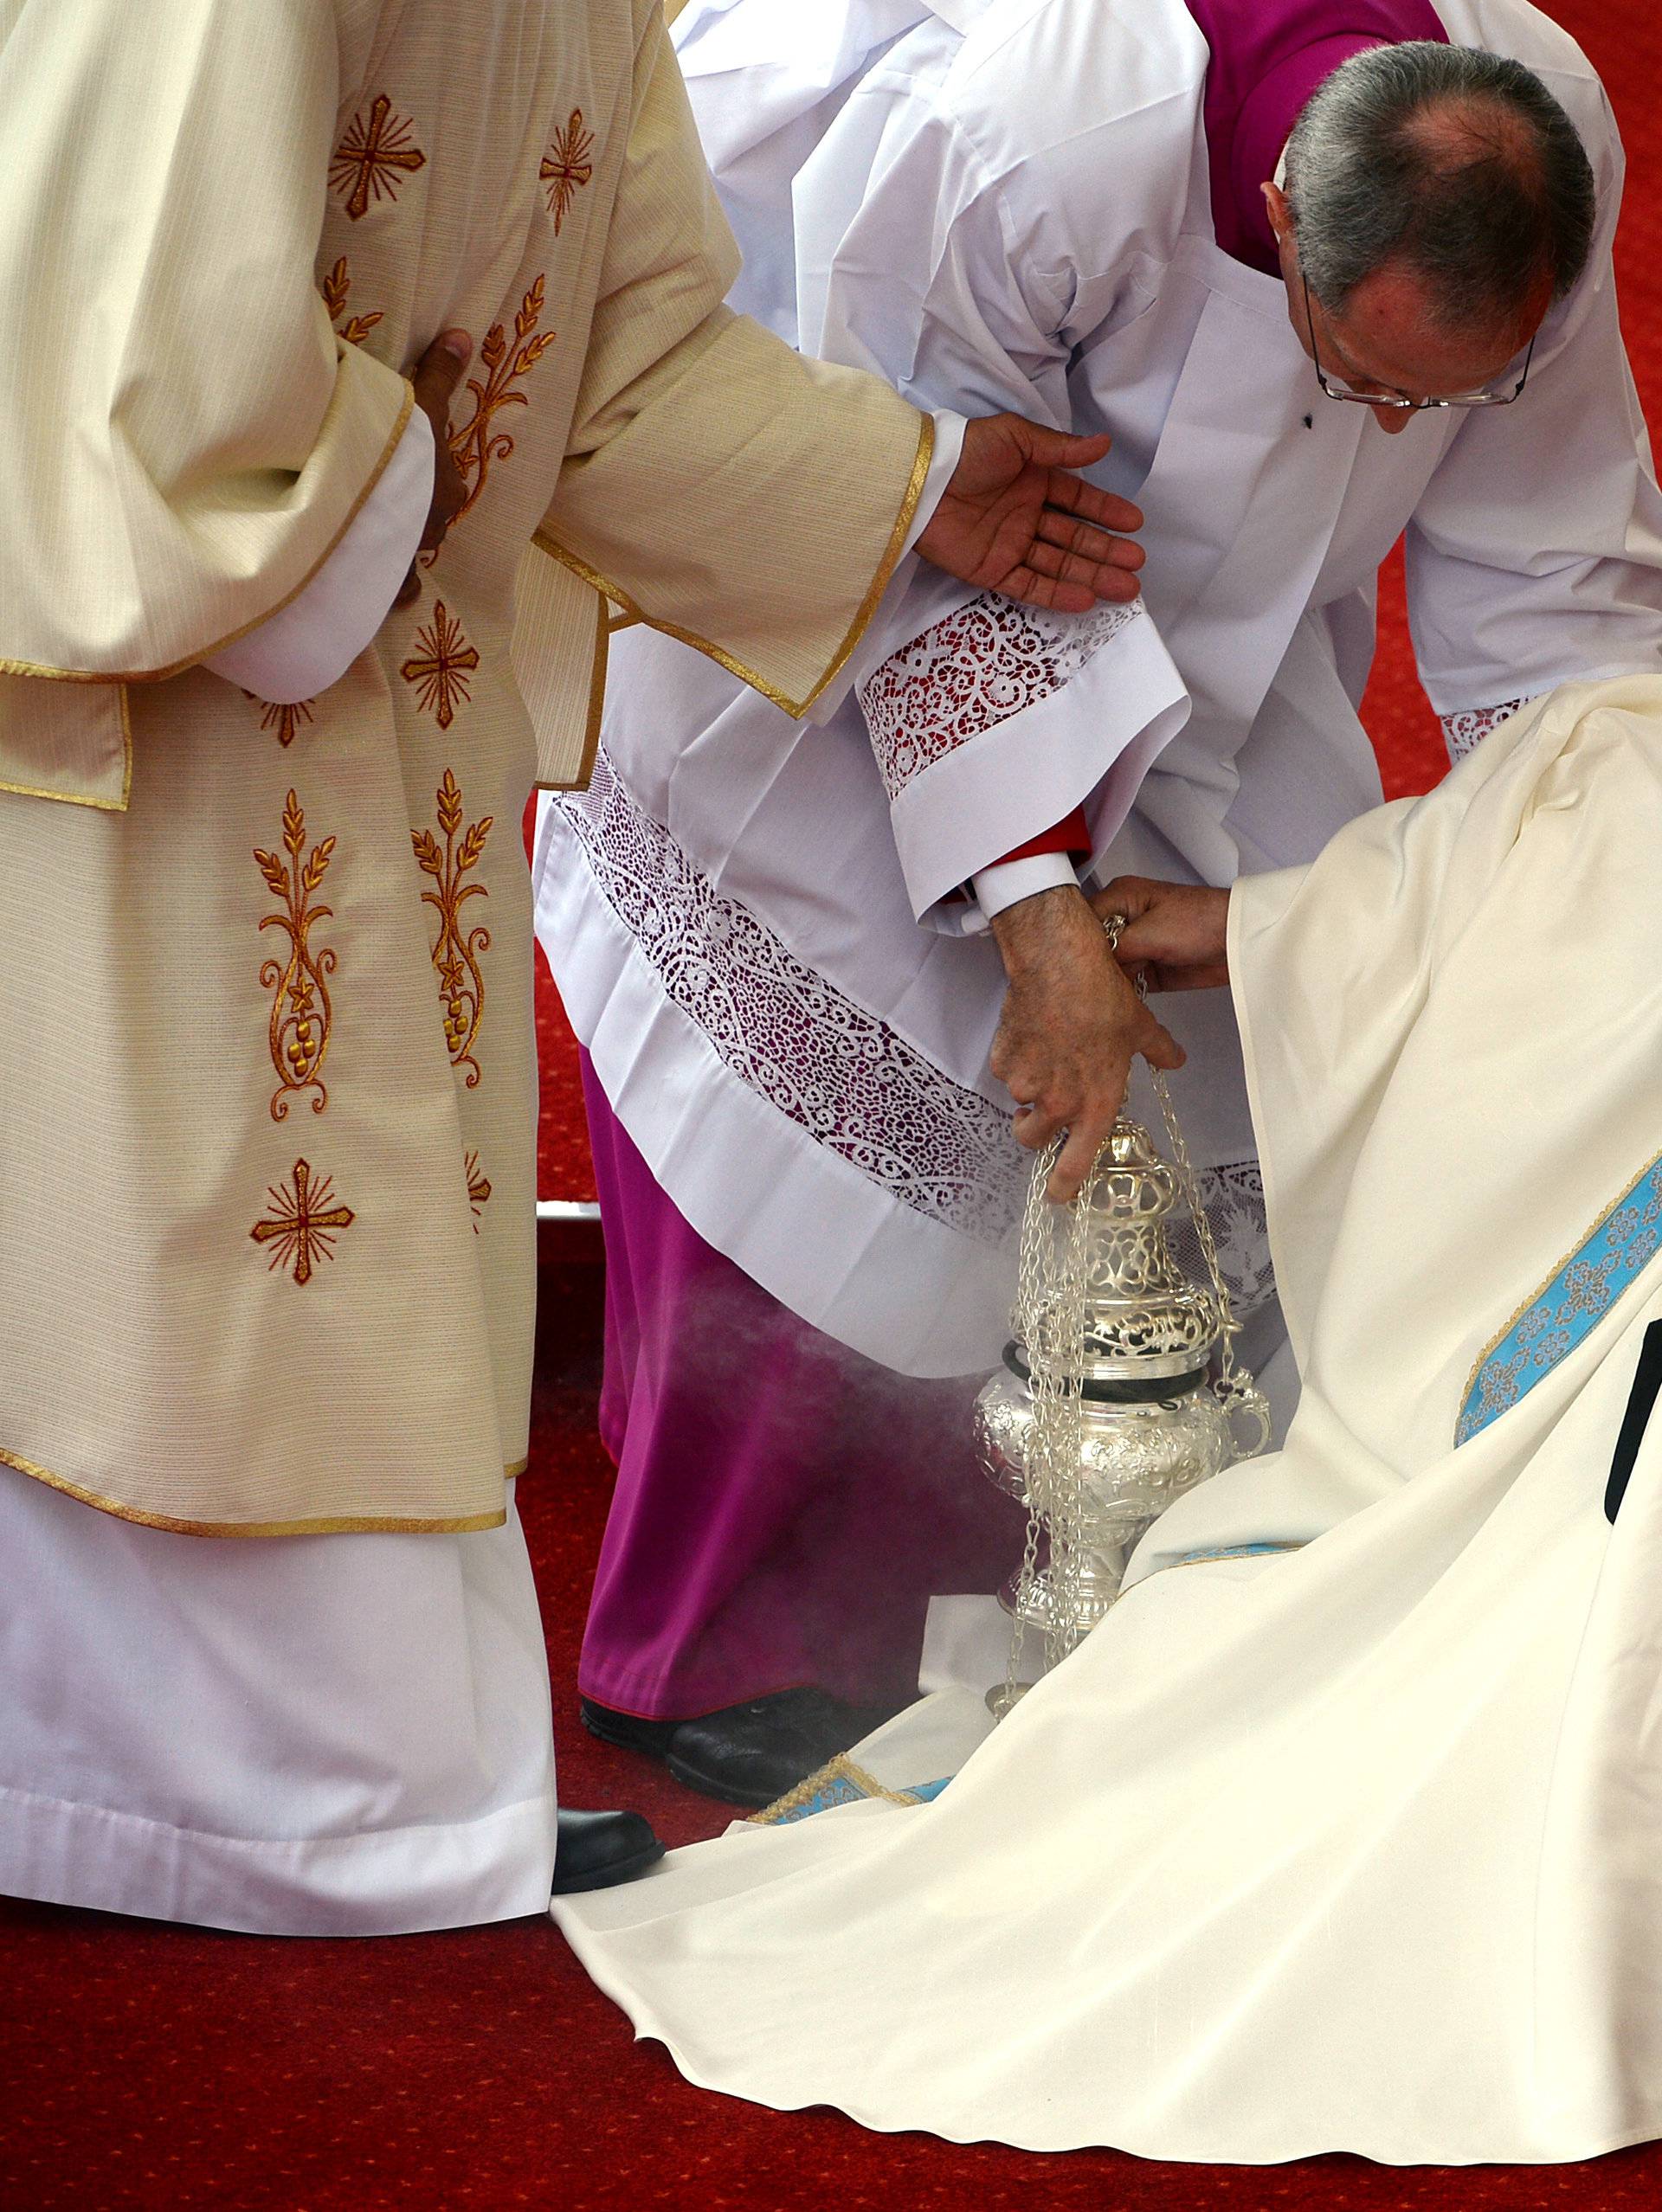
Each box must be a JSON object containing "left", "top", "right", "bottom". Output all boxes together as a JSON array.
[
  {"left": 535, "top": 0, "right": 1662, "bottom": 1388},
  {"left": 554, "top": 676, "right": 1662, "bottom": 2164}
]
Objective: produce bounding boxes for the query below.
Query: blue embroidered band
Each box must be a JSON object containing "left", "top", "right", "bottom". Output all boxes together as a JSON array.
[
  {"left": 751, "top": 1756, "right": 951, "bottom": 1826},
  {"left": 1458, "top": 1152, "right": 1662, "bottom": 1446}
]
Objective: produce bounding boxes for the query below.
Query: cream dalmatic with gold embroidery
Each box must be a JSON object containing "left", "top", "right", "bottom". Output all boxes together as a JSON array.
[{"left": 0, "top": 0, "right": 931, "bottom": 1534}]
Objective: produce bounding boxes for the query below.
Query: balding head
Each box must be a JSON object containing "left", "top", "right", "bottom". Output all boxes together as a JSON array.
[{"left": 1283, "top": 43, "right": 1595, "bottom": 340}]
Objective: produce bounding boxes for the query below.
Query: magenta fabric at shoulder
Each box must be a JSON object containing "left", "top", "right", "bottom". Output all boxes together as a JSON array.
[{"left": 1184, "top": 0, "right": 1449, "bottom": 273}]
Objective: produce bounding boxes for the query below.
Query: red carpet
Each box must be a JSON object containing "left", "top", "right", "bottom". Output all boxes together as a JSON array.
[
  {"left": 10, "top": 5, "right": 1662, "bottom": 2205},
  {"left": 535, "top": 940, "right": 597, "bottom": 1201},
  {"left": 10, "top": 1308, "right": 1662, "bottom": 2212}
]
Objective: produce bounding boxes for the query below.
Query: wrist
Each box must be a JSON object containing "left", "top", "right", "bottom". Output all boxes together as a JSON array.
[
  {"left": 989, "top": 880, "right": 1092, "bottom": 968},
  {"left": 906, "top": 412, "right": 968, "bottom": 563}
]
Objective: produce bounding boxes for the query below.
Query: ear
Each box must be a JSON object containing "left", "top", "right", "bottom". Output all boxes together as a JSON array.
[{"left": 1261, "top": 180, "right": 1292, "bottom": 245}]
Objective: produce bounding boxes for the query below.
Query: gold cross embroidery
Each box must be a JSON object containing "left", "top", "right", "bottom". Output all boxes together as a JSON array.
[
  {"left": 542, "top": 110, "right": 596, "bottom": 235},
  {"left": 330, "top": 95, "right": 427, "bottom": 223},
  {"left": 400, "top": 602, "right": 480, "bottom": 730},
  {"left": 250, "top": 1161, "right": 356, "bottom": 1286},
  {"left": 467, "top": 1150, "right": 493, "bottom": 1230}
]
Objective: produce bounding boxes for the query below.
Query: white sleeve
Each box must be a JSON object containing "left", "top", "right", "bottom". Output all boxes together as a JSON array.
[
  {"left": 206, "top": 405, "right": 434, "bottom": 704},
  {"left": 797, "top": 89, "right": 1189, "bottom": 923},
  {"left": 972, "top": 850, "right": 1078, "bottom": 922},
  {"left": 901, "top": 410, "right": 966, "bottom": 558},
  {"left": 796, "top": 407, "right": 964, "bottom": 727},
  {"left": 857, "top": 591, "right": 1187, "bottom": 934}
]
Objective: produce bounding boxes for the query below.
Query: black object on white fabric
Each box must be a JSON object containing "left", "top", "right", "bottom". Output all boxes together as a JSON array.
[{"left": 1605, "top": 1319, "right": 1662, "bottom": 1523}]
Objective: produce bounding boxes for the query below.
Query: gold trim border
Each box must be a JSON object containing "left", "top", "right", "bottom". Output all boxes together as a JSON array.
[
  {"left": 3, "top": 1439, "right": 527, "bottom": 1540},
  {"left": 0, "top": 383, "right": 416, "bottom": 688},
  {"left": 532, "top": 410, "right": 934, "bottom": 722},
  {"left": 1454, "top": 1142, "right": 1662, "bottom": 1442},
  {"left": 0, "top": 685, "right": 134, "bottom": 812},
  {"left": 582, "top": 601, "right": 610, "bottom": 787},
  {"left": 747, "top": 1754, "right": 926, "bottom": 1826}
]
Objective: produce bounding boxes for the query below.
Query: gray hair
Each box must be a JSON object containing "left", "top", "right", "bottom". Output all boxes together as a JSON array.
[{"left": 1284, "top": 42, "right": 1596, "bottom": 331}]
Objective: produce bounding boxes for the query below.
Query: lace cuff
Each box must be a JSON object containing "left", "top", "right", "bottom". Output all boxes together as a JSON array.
[
  {"left": 1440, "top": 697, "right": 1537, "bottom": 765},
  {"left": 858, "top": 594, "right": 1141, "bottom": 801},
  {"left": 853, "top": 585, "right": 1187, "bottom": 929}
]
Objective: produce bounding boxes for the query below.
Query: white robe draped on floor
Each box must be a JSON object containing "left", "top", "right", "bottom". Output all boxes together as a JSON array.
[
  {"left": 555, "top": 677, "right": 1662, "bottom": 2165},
  {"left": 535, "top": 0, "right": 1662, "bottom": 1392}
]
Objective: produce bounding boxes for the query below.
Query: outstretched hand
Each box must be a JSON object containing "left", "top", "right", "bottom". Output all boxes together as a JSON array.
[
  {"left": 1094, "top": 878, "right": 1233, "bottom": 992},
  {"left": 916, "top": 416, "right": 1144, "bottom": 614}
]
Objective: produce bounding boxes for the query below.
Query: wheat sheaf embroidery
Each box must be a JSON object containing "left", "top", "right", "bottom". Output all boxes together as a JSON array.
[
  {"left": 254, "top": 791, "right": 338, "bottom": 1122},
  {"left": 447, "top": 278, "right": 557, "bottom": 532},
  {"left": 322, "top": 257, "right": 384, "bottom": 346},
  {"left": 542, "top": 111, "right": 596, "bottom": 234},
  {"left": 401, "top": 602, "right": 480, "bottom": 730},
  {"left": 247, "top": 693, "right": 317, "bottom": 750},
  {"left": 331, "top": 95, "right": 427, "bottom": 222},
  {"left": 251, "top": 1160, "right": 356, "bottom": 1286},
  {"left": 415, "top": 770, "right": 494, "bottom": 1087}
]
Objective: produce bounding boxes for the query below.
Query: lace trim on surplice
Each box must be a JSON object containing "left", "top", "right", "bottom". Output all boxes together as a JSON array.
[
  {"left": 858, "top": 595, "right": 1142, "bottom": 801},
  {"left": 560, "top": 757, "right": 1278, "bottom": 1309},
  {"left": 559, "top": 756, "right": 1028, "bottom": 1243},
  {"left": 1440, "top": 697, "right": 1536, "bottom": 765}
]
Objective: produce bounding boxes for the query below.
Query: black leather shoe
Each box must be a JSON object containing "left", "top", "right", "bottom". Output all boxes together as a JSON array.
[
  {"left": 666, "top": 1688, "right": 897, "bottom": 1810},
  {"left": 551, "top": 1807, "right": 666, "bottom": 1895}
]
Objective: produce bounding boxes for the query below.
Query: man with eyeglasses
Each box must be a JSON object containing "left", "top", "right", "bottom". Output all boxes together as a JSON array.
[{"left": 532, "top": 0, "right": 1662, "bottom": 1808}]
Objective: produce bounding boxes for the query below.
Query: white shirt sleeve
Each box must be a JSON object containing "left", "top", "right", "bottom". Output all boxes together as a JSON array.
[
  {"left": 902, "top": 411, "right": 967, "bottom": 559},
  {"left": 972, "top": 850, "right": 1079, "bottom": 922},
  {"left": 205, "top": 404, "right": 435, "bottom": 705}
]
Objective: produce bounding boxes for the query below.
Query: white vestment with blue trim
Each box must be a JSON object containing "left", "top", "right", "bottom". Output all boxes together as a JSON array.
[{"left": 557, "top": 678, "right": 1662, "bottom": 2164}]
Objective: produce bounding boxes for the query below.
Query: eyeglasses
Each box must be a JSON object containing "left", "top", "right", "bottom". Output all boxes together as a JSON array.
[{"left": 1303, "top": 274, "right": 1535, "bottom": 411}]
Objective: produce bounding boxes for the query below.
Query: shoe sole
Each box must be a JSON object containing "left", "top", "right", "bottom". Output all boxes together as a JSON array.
[
  {"left": 550, "top": 1839, "right": 667, "bottom": 1897},
  {"left": 663, "top": 1748, "right": 790, "bottom": 1812},
  {"left": 579, "top": 1702, "right": 679, "bottom": 1759}
]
